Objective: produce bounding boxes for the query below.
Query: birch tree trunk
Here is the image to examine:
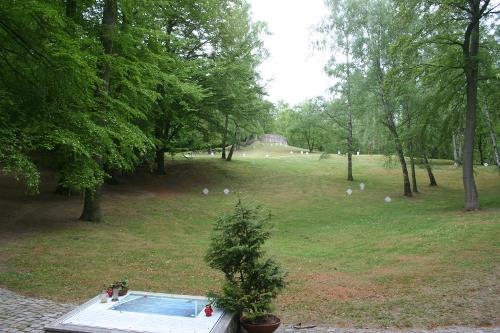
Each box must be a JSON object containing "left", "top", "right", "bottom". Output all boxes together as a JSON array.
[
  {"left": 423, "top": 151, "right": 437, "bottom": 186},
  {"left": 221, "top": 114, "right": 228, "bottom": 159},
  {"left": 483, "top": 99, "right": 500, "bottom": 168}
]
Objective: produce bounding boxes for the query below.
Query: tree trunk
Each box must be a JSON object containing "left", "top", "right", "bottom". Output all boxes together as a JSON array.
[
  {"left": 80, "top": 0, "right": 116, "bottom": 222},
  {"left": 56, "top": 182, "right": 76, "bottom": 196},
  {"left": 346, "top": 44, "right": 353, "bottom": 182},
  {"left": 477, "top": 134, "right": 484, "bottom": 165},
  {"left": 396, "top": 143, "right": 412, "bottom": 197},
  {"left": 221, "top": 114, "right": 228, "bottom": 159},
  {"left": 80, "top": 187, "right": 102, "bottom": 222},
  {"left": 409, "top": 146, "right": 418, "bottom": 193},
  {"left": 347, "top": 114, "right": 354, "bottom": 181},
  {"left": 155, "top": 148, "right": 166, "bottom": 175},
  {"left": 105, "top": 169, "right": 120, "bottom": 184},
  {"left": 462, "top": 2, "right": 480, "bottom": 210},
  {"left": 226, "top": 124, "right": 239, "bottom": 162},
  {"left": 406, "top": 104, "right": 417, "bottom": 193},
  {"left": 452, "top": 133, "right": 461, "bottom": 165},
  {"left": 389, "top": 124, "right": 412, "bottom": 197},
  {"left": 226, "top": 144, "right": 235, "bottom": 162},
  {"left": 374, "top": 43, "right": 410, "bottom": 197},
  {"left": 483, "top": 99, "right": 500, "bottom": 168},
  {"left": 423, "top": 151, "right": 437, "bottom": 186}
]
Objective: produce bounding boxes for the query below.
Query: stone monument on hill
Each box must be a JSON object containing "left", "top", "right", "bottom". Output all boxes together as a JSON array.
[{"left": 246, "top": 134, "right": 288, "bottom": 145}]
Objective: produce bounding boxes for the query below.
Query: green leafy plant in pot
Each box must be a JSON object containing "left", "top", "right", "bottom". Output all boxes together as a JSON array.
[{"left": 205, "top": 200, "right": 286, "bottom": 333}]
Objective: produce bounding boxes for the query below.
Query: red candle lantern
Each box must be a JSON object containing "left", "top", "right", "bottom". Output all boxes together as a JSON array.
[{"left": 204, "top": 304, "right": 213, "bottom": 317}]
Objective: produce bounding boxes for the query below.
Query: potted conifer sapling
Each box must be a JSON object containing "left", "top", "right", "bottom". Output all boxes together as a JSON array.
[{"left": 205, "top": 200, "right": 286, "bottom": 333}]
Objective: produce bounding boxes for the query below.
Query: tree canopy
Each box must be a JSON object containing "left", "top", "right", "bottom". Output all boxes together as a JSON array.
[{"left": 0, "top": 0, "right": 270, "bottom": 221}]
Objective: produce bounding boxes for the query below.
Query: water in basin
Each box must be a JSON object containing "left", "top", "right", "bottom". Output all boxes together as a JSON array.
[{"left": 111, "top": 294, "right": 206, "bottom": 317}]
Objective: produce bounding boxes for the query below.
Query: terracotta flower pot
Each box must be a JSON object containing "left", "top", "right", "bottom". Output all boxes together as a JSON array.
[
  {"left": 240, "top": 315, "right": 281, "bottom": 333},
  {"left": 118, "top": 287, "right": 128, "bottom": 296}
]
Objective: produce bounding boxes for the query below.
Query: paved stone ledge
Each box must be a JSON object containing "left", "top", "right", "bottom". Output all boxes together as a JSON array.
[{"left": 0, "top": 287, "right": 498, "bottom": 333}]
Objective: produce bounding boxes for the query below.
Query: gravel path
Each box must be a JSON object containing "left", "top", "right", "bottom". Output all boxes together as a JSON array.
[{"left": 0, "top": 287, "right": 498, "bottom": 333}]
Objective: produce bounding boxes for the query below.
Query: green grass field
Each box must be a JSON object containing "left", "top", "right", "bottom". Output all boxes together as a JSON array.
[{"left": 0, "top": 143, "right": 499, "bottom": 328}]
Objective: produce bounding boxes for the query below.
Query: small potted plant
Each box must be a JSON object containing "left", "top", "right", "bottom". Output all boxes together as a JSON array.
[
  {"left": 106, "top": 277, "right": 129, "bottom": 297},
  {"left": 205, "top": 200, "right": 286, "bottom": 333},
  {"left": 117, "top": 277, "right": 129, "bottom": 296}
]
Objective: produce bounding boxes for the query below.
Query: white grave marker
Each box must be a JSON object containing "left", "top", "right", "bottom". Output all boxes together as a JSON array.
[
  {"left": 338, "top": 150, "right": 341, "bottom": 155},
  {"left": 202, "top": 188, "right": 209, "bottom": 195},
  {"left": 223, "top": 188, "right": 230, "bottom": 195},
  {"left": 306, "top": 151, "right": 309, "bottom": 155},
  {"left": 484, "top": 162, "right": 489, "bottom": 167},
  {"left": 357, "top": 151, "right": 360, "bottom": 156},
  {"left": 384, "top": 196, "right": 392, "bottom": 203},
  {"left": 360, "top": 182, "right": 365, "bottom": 191},
  {"left": 346, "top": 188, "right": 353, "bottom": 196}
]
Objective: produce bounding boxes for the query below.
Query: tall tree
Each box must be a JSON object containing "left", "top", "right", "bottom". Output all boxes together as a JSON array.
[
  {"left": 79, "top": 0, "right": 117, "bottom": 222},
  {"left": 321, "top": 0, "right": 366, "bottom": 181},
  {"left": 397, "top": 0, "right": 499, "bottom": 208},
  {"left": 366, "top": 0, "right": 413, "bottom": 196}
]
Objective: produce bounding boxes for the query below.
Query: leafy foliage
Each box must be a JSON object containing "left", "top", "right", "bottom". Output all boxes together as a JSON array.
[{"left": 0, "top": 0, "right": 270, "bottom": 220}]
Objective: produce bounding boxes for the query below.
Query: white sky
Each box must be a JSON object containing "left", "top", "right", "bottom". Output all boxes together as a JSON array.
[{"left": 248, "top": 0, "right": 333, "bottom": 106}]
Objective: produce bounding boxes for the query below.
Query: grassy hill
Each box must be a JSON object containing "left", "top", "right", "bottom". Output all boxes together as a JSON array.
[{"left": 0, "top": 143, "right": 499, "bottom": 328}]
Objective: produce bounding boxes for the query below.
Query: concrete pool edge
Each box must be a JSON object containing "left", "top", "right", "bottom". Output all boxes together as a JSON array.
[{"left": 44, "top": 291, "right": 237, "bottom": 333}]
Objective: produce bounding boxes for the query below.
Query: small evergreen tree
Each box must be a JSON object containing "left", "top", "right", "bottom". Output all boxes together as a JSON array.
[{"left": 205, "top": 200, "right": 286, "bottom": 323}]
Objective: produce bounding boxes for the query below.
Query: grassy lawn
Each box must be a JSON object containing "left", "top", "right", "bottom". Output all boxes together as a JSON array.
[{"left": 0, "top": 143, "right": 499, "bottom": 328}]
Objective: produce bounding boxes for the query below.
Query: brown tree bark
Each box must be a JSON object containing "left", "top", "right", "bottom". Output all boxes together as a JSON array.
[
  {"left": 226, "top": 144, "right": 235, "bottom": 162},
  {"left": 155, "top": 119, "right": 167, "bottom": 175},
  {"left": 346, "top": 44, "right": 354, "bottom": 181},
  {"left": 105, "top": 169, "right": 120, "bottom": 185},
  {"left": 347, "top": 105, "right": 354, "bottom": 181},
  {"left": 226, "top": 124, "right": 239, "bottom": 162},
  {"left": 462, "top": 0, "right": 484, "bottom": 210},
  {"left": 221, "top": 114, "right": 228, "bottom": 159},
  {"left": 477, "top": 134, "right": 485, "bottom": 165},
  {"left": 392, "top": 128, "right": 413, "bottom": 197},
  {"left": 155, "top": 149, "right": 166, "bottom": 175},
  {"left": 80, "top": 187, "right": 102, "bottom": 222},
  {"left": 423, "top": 151, "right": 437, "bottom": 186},
  {"left": 80, "top": 0, "right": 116, "bottom": 222}
]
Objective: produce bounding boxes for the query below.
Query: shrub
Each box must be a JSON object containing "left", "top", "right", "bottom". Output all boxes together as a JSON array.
[{"left": 205, "top": 200, "right": 286, "bottom": 323}]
